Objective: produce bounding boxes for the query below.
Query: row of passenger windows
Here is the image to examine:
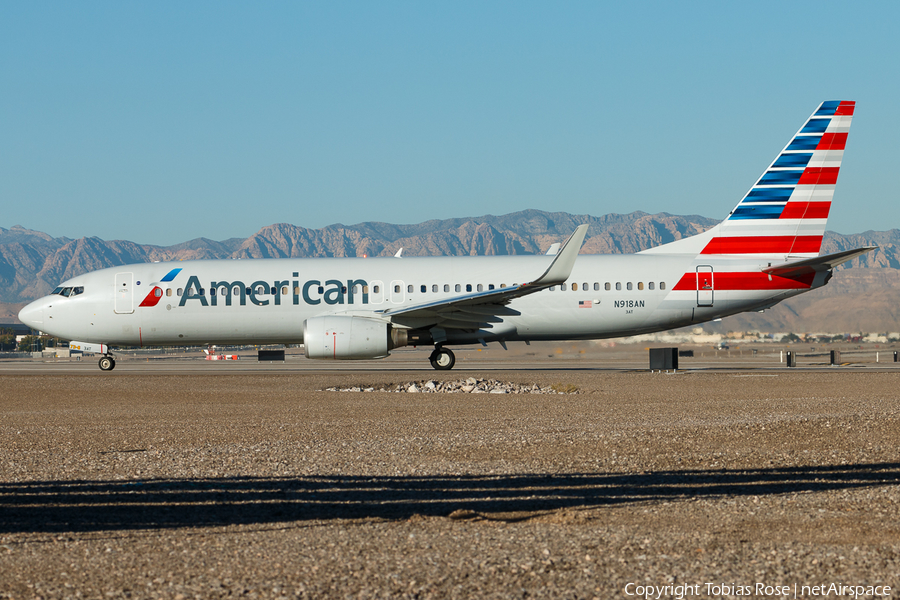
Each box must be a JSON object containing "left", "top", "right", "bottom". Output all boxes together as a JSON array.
[
  {"left": 49, "top": 281, "right": 667, "bottom": 299},
  {"left": 164, "top": 281, "right": 667, "bottom": 296},
  {"left": 551, "top": 281, "right": 666, "bottom": 291}
]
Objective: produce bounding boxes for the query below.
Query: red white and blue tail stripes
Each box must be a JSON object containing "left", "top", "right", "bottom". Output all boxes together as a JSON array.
[{"left": 702, "top": 101, "right": 854, "bottom": 258}]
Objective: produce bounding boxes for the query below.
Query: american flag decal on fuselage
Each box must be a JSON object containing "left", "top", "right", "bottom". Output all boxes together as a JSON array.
[{"left": 704, "top": 100, "right": 854, "bottom": 258}]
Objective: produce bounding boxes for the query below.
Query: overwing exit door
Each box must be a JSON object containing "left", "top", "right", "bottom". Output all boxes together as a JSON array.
[{"left": 696, "top": 265, "right": 714, "bottom": 307}]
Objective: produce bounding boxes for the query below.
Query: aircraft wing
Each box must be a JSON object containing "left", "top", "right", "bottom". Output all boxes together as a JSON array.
[
  {"left": 373, "top": 224, "right": 589, "bottom": 330},
  {"left": 763, "top": 246, "right": 876, "bottom": 278}
]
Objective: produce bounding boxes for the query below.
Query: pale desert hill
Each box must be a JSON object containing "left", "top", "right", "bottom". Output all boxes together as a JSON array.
[
  {"left": 699, "top": 268, "right": 900, "bottom": 335},
  {"left": 2, "top": 213, "right": 899, "bottom": 333}
]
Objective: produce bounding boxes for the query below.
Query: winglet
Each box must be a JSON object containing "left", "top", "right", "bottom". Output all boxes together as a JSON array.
[
  {"left": 531, "top": 224, "right": 589, "bottom": 286},
  {"left": 376, "top": 224, "right": 589, "bottom": 320}
]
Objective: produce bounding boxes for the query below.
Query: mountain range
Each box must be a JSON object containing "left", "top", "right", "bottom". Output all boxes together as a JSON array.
[{"left": 2, "top": 209, "right": 898, "bottom": 333}]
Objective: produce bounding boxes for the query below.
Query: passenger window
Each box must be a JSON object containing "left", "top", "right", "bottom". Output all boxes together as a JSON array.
[
  {"left": 638, "top": 282, "right": 644, "bottom": 290},
  {"left": 615, "top": 283, "right": 621, "bottom": 291},
  {"left": 571, "top": 283, "right": 578, "bottom": 291},
  {"left": 549, "top": 286, "right": 555, "bottom": 291},
  {"left": 420, "top": 285, "right": 426, "bottom": 293},
  {"left": 432, "top": 284, "right": 438, "bottom": 293},
  {"left": 455, "top": 284, "right": 461, "bottom": 292},
  {"left": 211, "top": 288, "right": 217, "bottom": 296},
  {"left": 177, "top": 288, "right": 183, "bottom": 296},
  {"left": 561, "top": 283, "right": 567, "bottom": 291},
  {"left": 466, "top": 284, "right": 472, "bottom": 292},
  {"left": 660, "top": 282, "right": 666, "bottom": 290},
  {"left": 605, "top": 283, "right": 611, "bottom": 291},
  {"left": 200, "top": 288, "right": 206, "bottom": 295},
  {"left": 649, "top": 282, "right": 655, "bottom": 290},
  {"left": 488, "top": 284, "right": 495, "bottom": 290},
  {"left": 582, "top": 282, "right": 588, "bottom": 291},
  {"left": 444, "top": 284, "right": 449, "bottom": 292},
  {"left": 282, "top": 286, "right": 288, "bottom": 295},
  {"left": 477, "top": 284, "right": 483, "bottom": 292},
  {"left": 341, "top": 286, "right": 347, "bottom": 294},
  {"left": 408, "top": 285, "right": 413, "bottom": 293},
  {"left": 373, "top": 285, "right": 380, "bottom": 294},
  {"left": 166, "top": 288, "right": 173, "bottom": 297},
  {"left": 626, "top": 283, "right": 632, "bottom": 291},
  {"left": 394, "top": 285, "right": 401, "bottom": 294},
  {"left": 317, "top": 286, "right": 324, "bottom": 294},
  {"left": 593, "top": 283, "right": 599, "bottom": 291},
  {"left": 362, "top": 285, "right": 369, "bottom": 294},
  {"left": 500, "top": 284, "right": 506, "bottom": 288}
]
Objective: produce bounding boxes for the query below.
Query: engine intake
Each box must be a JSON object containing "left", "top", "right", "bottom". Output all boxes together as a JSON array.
[{"left": 303, "top": 316, "right": 409, "bottom": 360}]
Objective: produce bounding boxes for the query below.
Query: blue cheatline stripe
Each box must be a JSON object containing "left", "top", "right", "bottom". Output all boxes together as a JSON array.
[
  {"left": 787, "top": 136, "right": 821, "bottom": 150},
  {"left": 815, "top": 101, "right": 841, "bottom": 116},
  {"left": 758, "top": 170, "right": 803, "bottom": 186},
  {"left": 729, "top": 205, "right": 786, "bottom": 220},
  {"left": 773, "top": 153, "right": 813, "bottom": 168},
  {"left": 161, "top": 268, "right": 183, "bottom": 282},
  {"left": 743, "top": 188, "right": 794, "bottom": 202},
  {"left": 801, "top": 118, "right": 830, "bottom": 134}
]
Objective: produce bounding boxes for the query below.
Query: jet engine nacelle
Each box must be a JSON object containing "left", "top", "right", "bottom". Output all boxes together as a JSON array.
[{"left": 303, "top": 316, "right": 407, "bottom": 360}]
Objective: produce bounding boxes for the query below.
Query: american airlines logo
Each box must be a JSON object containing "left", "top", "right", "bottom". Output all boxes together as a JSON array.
[{"left": 168, "top": 275, "right": 371, "bottom": 308}]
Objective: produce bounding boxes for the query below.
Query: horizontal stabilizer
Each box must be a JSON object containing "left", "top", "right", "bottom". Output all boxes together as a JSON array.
[{"left": 763, "top": 246, "right": 876, "bottom": 278}]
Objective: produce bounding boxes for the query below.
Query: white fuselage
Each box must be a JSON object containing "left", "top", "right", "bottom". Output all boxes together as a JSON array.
[{"left": 22, "top": 252, "right": 822, "bottom": 348}]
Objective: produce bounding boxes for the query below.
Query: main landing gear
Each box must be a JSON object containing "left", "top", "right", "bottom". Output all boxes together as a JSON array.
[
  {"left": 429, "top": 346, "right": 455, "bottom": 370},
  {"left": 98, "top": 355, "right": 116, "bottom": 371}
]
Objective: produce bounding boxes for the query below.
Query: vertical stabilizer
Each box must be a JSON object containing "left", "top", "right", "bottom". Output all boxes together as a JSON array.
[{"left": 643, "top": 101, "right": 854, "bottom": 259}]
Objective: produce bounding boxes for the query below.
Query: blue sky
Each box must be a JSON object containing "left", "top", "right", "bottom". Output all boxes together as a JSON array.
[{"left": 2, "top": 1, "right": 897, "bottom": 245}]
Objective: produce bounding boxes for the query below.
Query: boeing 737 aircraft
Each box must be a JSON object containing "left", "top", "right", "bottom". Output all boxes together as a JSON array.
[{"left": 19, "top": 101, "right": 874, "bottom": 371}]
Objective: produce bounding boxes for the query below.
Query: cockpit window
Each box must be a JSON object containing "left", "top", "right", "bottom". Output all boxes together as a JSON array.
[{"left": 52, "top": 286, "right": 84, "bottom": 297}]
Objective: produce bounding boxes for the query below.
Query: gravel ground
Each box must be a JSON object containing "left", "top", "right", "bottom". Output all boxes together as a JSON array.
[{"left": 1, "top": 369, "right": 899, "bottom": 599}]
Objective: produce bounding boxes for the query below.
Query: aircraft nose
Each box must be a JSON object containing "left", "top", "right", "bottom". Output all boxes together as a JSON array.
[{"left": 18, "top": 299, "right": 45, "bottom": 329}]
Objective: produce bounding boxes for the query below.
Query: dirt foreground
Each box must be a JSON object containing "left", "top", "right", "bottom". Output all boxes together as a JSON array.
[{"left": 1, "top": 369, "right": 899, "bottom": 599}]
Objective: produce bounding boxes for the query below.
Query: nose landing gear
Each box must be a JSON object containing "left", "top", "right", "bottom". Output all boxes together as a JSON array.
[
  {"left": 98, "top": 355, "right": 116, "bottom": 371},
  {"left": 429, "top": 346, "right": 455, "bottom": 370}
]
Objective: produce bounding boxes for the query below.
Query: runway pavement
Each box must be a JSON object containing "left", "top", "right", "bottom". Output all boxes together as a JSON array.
[{"left": 1, "top": 352, "right": 899, "bottom": 598}]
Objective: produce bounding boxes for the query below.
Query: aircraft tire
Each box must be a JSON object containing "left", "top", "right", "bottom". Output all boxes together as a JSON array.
[
  {"left": 99, "top": 356, "right": 116, "bottom": 371},
  {"left": 429, "top": 347, "right": 455, "bottom": 370}
]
